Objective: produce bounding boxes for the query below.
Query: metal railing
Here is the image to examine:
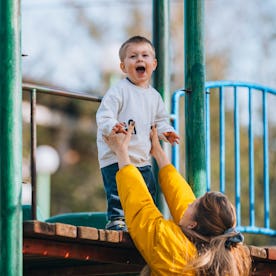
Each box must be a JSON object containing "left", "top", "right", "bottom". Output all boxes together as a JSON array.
[
  {"left": 22, "top": 83, "right": 102, "bottom": 220},
  {"left": 171, "top": 81, "right": 276, "bottom": 236},
  {"left": 23, "top": 81, "right": 276, "bottom": 236}
]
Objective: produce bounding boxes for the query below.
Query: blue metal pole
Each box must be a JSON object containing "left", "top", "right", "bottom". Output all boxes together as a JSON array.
[
  {"left": 171, "top": 89, "right": 185, "bottom": 171},
  {"left": 248, "top": 88, "right": 255, "bottom": 227},
  {"left": 0, "top": 0, "right": 22, "bottom": 275},
  {"left": 262, "top": 91, "right": 270, "bottom": 229},
  {"left": 219, "top": 87, "right": 225, "bottom": 193},
  {"left": 234, "top": 86, "right": 241, "bottom": 226}
]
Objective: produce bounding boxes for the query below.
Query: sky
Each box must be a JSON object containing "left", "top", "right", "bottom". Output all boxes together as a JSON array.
[
  {"left": 205, "top": 0, "right": 276, "bottom": 128},
  {"left": 22, "top": 0, "right": 276, "bottom": 93},
  {"left": 205, "top": 0, "right": 276, "bottom": 88},
  {"left": 22, "top": 0, "right": 152, "bottom": 94}
]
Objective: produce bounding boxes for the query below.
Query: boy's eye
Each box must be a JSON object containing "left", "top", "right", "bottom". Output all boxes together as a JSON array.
[{"left": 143, "top": 54, "right": 149, "bottom": 57}]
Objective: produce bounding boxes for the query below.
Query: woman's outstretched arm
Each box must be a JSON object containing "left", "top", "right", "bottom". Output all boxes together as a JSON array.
[
  {"left": 150, "top": 125, "right": 196, "bottom": 223},
  {"left": 150, "top": 125, "right": 171, "bottom": 169},
  {"left": 103, "top": 123, "right": 196, "bottom": 273}
]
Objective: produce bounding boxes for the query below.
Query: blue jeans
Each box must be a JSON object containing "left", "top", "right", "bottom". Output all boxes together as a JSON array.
[{"left": 101, "top": 163, "right": 157, "bottom": 221}]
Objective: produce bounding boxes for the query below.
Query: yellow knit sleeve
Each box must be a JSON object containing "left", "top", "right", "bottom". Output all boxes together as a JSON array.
[
  {"left": 116, "top": 165, "right": 197, "bottom": 275},
  {"left": 116, "top": 165, "right": 163, "bottom": 258},
  {"left": 159, "top": 164, "right": 196, "bottom": 223}
]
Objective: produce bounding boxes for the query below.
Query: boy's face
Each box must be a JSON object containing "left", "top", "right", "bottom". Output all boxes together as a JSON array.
[{"left": 120, "top": 42, "right": 157, "bottom": 88}]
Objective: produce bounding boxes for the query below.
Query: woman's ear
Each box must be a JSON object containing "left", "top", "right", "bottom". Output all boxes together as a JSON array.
[{"left": 187, "top": 221, "right": 197, "bottom": 229}]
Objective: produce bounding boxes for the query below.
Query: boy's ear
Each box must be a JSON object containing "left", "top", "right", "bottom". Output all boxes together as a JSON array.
[
  {"left": 120, "top": 62, "right": 126, "bottom": 73},
  {"left": 153, "top": 58, "right": 157, "bottom": 71}
]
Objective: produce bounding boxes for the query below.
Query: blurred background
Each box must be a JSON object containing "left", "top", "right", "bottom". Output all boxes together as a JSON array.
[{"left": 21, "top": 0, "right": 276, "bottom": 245}]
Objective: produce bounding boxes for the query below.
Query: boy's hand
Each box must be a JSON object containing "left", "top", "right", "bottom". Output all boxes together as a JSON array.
[
  {"left": 163, "top": 131, "right": 180, "bottom": 145},
  {"left": 112, "top": 122, "right": 127, "bottom": 134},
  {"left": 103, "top": 122, "right": 135, "bottom": 169}
]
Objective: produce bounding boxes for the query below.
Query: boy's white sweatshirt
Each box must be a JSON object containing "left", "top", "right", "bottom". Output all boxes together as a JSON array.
[{"left": 96, "top": 78, "right": 175, "bottom": 168}]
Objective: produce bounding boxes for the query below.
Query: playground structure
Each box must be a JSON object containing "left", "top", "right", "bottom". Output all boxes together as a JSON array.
[
  {"left": 172, "top": 81, "right": 276, "bottom": 237},
  {"left": 20, "top": 81, "right": 276, "bottom": 275},
  {"left": 1, "top": 1, "right": 275, "bottom": 275}
]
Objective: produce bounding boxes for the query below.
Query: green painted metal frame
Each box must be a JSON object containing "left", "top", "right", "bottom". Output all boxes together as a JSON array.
[
  {"left": 152, "top": 0, "right": 170, "bottom": 214},
  {"left": 0, "top": 1, "right": 23, "bottom": 275},
  {"left": 0, "top": 1, "right": 207, "bottom": 274},
  {"left": 184, "top": 0, "right": 206, "bottom": 197}
]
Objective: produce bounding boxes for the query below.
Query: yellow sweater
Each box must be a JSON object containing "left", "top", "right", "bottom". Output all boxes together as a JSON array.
[{"left": 116, "top": 164, "right": 197, "bottom": 275}]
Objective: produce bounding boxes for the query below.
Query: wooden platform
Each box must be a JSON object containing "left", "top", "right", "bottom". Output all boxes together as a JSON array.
[
  {"left": 23, "top": 220, "right": 145, "bottom": 275},
  {"left": 23, "top": 221, "right": 276, "bottom": 275}
]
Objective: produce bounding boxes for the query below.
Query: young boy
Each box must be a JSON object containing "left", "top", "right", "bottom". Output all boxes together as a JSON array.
[{"left": 96, "top": 35, "right": 179, "bottom": 231}]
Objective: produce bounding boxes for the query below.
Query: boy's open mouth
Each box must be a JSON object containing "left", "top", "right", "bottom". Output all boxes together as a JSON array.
[{"left": 136, "top": 66, "right": 145, "bottom": 73}]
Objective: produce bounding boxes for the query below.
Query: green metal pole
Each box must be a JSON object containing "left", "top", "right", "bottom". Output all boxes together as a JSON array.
[
  {"left": 0, "top": 1, "right": 22, "bottom": 275},
  {"left": 152, "top": 0, "right": 170, "bottom": 107},
  {"left": 152, "top": 0, "right": 170, "bottom": 213},
  {"left": 184, "top": 0, "right": 206, "bottom": 197}
]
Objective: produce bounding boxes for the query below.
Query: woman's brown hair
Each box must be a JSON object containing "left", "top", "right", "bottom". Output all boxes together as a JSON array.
[{"left": 182, "top": 192, "right": 251, "bottom": 276}]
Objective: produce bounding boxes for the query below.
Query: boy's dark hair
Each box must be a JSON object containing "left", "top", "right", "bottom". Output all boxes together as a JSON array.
[{"left": 119, "top": 35, "right": 155, "bottom": 61}]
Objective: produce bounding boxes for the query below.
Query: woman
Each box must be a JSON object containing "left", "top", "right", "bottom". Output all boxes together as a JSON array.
[{"left": 103, "top": 123, "right": 251, "bottom": 275}]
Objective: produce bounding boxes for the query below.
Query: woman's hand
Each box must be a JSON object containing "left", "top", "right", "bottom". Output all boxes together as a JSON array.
[
  {"left": 103, "top": 122, "right": 135, "bottom": 168},
  {"left": 150, "top": 125, "right": 163, "bottom": 158},
  {"left": 150, "top": 125, "right": 170, "bottom": 169}
]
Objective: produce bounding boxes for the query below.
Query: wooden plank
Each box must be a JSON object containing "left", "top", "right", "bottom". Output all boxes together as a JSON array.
[
  {"left": 98, "top": 229, "right": 122, "bottom": 243},
  {"left": 249, "top": 246, "right": 267, "bottom": 259},
  {"left": 54, "top": 222, "right": 77, "bottom": 238},
  {"left": 267, "top": 247, "right": 276, "bottom": 261},
  {"left": 252, "top": 263, "right": 276, "bottom": 275},
  {"left": 249, "top": 246, "right": 276, "bottom": 261},
  {"left": 250, "top": 246, "right": 276, "bottom": 275},
  {"left": 24, "top": 221, "right": 136, "bottom": 248},
  {"left": 121, "top": 231, "right": 135, "bottom": 245},
  {"left": 77, "top": 226, "right": 99, "bottom": 240},
  {"left": 24, "top": 221, "right": 55, "bottom": 236},
  {"left": 24, "top": 221, "right": 77, "bottom": 239},
  {"left": 23, "top": 237, "right": 145, "bottom": 265},
  {"left": 23, "top": 231, "right": 276, "bottom": 275},
  {"left": 24, "top": 263, "right": 143, "bottom": 276}
]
